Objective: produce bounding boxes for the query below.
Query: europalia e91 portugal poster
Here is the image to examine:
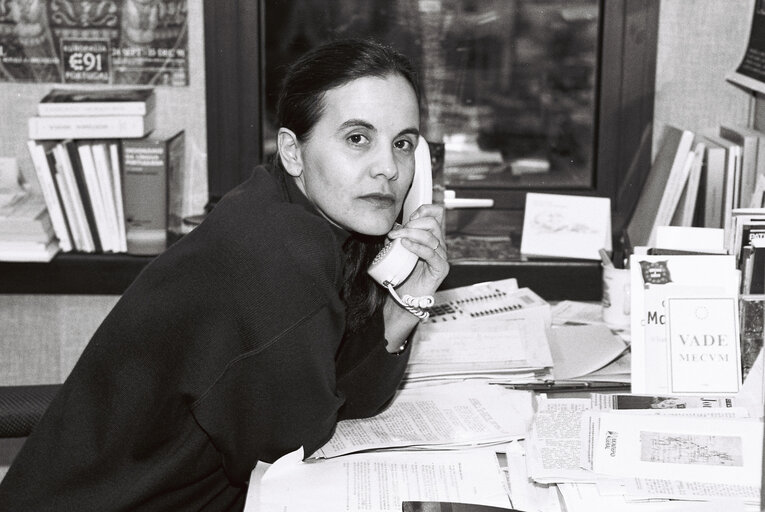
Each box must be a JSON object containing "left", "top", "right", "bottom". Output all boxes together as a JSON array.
[{"left": 0, "top": 0, "right": 188, "bottom": 86}]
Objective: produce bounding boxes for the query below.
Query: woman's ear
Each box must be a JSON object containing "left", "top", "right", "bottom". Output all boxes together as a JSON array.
[{"left": 277, "top": 128, "right": 303, "bottom": 177}]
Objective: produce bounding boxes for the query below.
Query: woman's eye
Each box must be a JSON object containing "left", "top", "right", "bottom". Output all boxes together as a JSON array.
[
  {"left": 347, "top": 134, "right": 369, "bottom": 145},
  {"left": 394, "top": 139, "right": 414, "bottom": 152}
]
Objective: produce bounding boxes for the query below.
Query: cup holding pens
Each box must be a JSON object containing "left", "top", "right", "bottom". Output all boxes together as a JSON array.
[{"left": 601, "top": 264, "right": 631, "bottom": 328}]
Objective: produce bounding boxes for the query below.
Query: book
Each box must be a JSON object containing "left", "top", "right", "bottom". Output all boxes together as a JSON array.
[
  {"left": 89, "top": 141, "right": 124, "bottom": 252},
  {"left": 51, "top": 142, "right": 96, "bottom": 252},
  {"left": 62, "top": 140, "right": 103, "bottom": 252},
  {"left": 670, "top": 140, "right": 705, "bottom": 226},
  {"left": 720, "top": 124, "right": 765, "bottom": 209},
  {"left": 698, "top": 137, "right": 727, "bottom": 228},
  {"left": 520, "top": 192, "right": 612, "bottom": 260},
  {"left": 629, "top": 254, "right": 740, "bottom": 395},
  {"left": 76, "top": 142, "right": 115, "bottom": 252},
  {"left": 108, "top": 141, "right": 128, "bottom": 252},
  {"left": 122, "top": 130, "right": 184, "bottom": 255},
  {"left": 624, "top": 125, "right": 695, "bottom": 249},
  {"left": 26, "top": 140, "right": 74, "bottom": 252},
  {"left": 702, "top": 131, "right": 742, "bottom": 234},
  {"left": 0, "top": 239, "right": 59, "bottom": 262},
  {"left": 28, "top": 109, "right": 155, "bottom": 140},
  {"left": 0, "top": 193, "right": 50, "bottom": 234},
  {"left": 37, "top": 88, "right": 155, "bottom": 117}
]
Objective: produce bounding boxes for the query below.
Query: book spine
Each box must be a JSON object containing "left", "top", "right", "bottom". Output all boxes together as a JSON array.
[
  {"left": 37, "top": 101, "right": 152, "bottom": 117},
  {"left": 28, "top": 112, "right": 154, "bottom": 140},
  {"left": 26, "top": 140, "right": 73, "bottom": 252},
  {"left": 122, "top": 138, "right": 168, "bottom": 255},
  {"left": 91, "top": 142, "right": 123, "bottom": 253},
  {"left": 108, "top": 142, "right": 128, "bottom": 252},
  {"left": 77, "top": 142, "right": 114, "bottom": 252},
  {"left": 52, "top": 143, "right": 93, "bottom": 252}
]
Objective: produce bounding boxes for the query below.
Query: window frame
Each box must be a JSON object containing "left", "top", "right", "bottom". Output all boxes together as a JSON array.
[{"left": 203, "top": 0, "right": 659, "bottom": 239}]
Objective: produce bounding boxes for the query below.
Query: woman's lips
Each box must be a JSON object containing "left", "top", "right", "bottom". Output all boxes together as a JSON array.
[{"left": 360, "top": 194, "right": 396, "bottom": 209}]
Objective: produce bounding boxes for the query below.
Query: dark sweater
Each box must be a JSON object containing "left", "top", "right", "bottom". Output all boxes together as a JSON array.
[{"left": 0, "top": 165, "right": 410, "bottom": 511}]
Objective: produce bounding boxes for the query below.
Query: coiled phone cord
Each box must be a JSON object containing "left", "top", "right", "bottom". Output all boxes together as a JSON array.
[{"left": 386, "top": 283, "right": 434, "bottom": 322}]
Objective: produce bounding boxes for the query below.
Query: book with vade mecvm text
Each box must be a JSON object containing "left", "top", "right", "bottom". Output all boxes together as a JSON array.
[{"left": 122, "top": 130, "right": 185, "bottom": 255}]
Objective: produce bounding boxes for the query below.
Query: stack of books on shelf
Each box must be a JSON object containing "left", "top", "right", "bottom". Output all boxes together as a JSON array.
[
  {"left": 26, "top": 88, "right": 185, "bottom": 256},
  {"left": 625, "top": 122, "right": 765, "bottom": 254},
  {"left": 0, "top": 192, "right": 59, "bottom": 262}
]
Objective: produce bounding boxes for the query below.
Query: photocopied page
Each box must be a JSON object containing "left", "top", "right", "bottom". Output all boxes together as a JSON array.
[
  {"left": 589, "top": 412, "right": 763, "bottom": 502},
  {"left": 526, "top": 396, "right": 595, "bottom": 483},
  {"left": 310, "top": 382, "right": 534, "bottom": 459},
  {"left": 406, "top": 315, "right": 553, "bottom": 384},
  {"left": 245, "top": 447, "right": 513, "bottom": 512}
]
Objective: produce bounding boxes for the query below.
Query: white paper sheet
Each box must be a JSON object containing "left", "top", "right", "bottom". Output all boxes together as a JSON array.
[
  {"left": 310, "top": 382, "right": 533, "bottom": 459},
  {"left": 245, "top": 447, "right": 512, "bottom": 512}
]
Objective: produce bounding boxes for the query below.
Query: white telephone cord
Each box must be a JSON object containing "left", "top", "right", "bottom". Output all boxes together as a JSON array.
[{"left": 386, "top": 283, "right": 434, "bottom": 322}]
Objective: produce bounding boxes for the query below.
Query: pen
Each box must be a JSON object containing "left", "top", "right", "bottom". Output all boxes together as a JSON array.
[
  {"left": 504, "top": 381, "right": 630, "bottom": 393},
  {"left": 599, "top": 248, "right": 615, "bottom": 269}
]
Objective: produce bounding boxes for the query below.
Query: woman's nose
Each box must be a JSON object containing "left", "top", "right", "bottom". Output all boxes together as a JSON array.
[{"left": 373, "top": 148, "right": 398, "bottom": 180}]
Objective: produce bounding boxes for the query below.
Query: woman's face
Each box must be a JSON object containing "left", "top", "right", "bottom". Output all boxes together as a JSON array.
[{"left": 293, "top": 74, "right": 420, "bottom": 235}]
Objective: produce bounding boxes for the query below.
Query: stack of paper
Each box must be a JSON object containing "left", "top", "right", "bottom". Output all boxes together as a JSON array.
[
  {"left": 406, "top": 315, "right": 554, "bottom": 385},
  {"left": 309, "top": 382, "right": 534, "bottom": 459},
  {"left": 246, "top": 447, "right": 513, "bottom": 512},
  {"left": 0, "top": 192, "right": 59, "bottom": 262},
  {"left": 525, "top": 393, "right": 758, "bottom": 510}
]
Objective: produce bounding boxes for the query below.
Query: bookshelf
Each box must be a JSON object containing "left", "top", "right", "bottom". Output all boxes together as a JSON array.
[{"left": 0, "top": 0, "right": 670, "bottom": 300}]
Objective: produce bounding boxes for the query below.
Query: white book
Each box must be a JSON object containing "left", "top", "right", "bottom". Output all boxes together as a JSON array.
[
  {"left": 650, "top": 147, "right": 694, "bottom": 242},
  {"left": 52, "top": 143, "right": 95, "bottom": 252},
  {"left": 77, "top": 142, "right": 115, "bottom": 251},
  {"left": 26, "top": 140, "right": 73, "bottom": 252},
  {"left": 28, "top": 110, "right": 155, "bottom": 140},
  {"left": 108, "top": 141, "right": 127, "bottom": 252},
  {"left": 671, "top": 141, "right": 705, "bottom": 227},
  {"left": 90, "top": 142, "right": 122, "bottom": 252}
]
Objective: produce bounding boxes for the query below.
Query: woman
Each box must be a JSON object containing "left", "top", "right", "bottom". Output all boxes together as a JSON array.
[{"left": 0, "top": 39, "right": 448, "bottom": 511}]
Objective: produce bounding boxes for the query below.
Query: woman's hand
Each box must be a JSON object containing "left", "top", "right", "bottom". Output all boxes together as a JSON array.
[{"left": 386, "top": 203, "right": 449, "bottom": 300}]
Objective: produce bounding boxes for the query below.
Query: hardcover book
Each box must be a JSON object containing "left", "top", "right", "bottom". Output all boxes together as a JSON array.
[
  {"left": 28, "top": 110, "right": 155, "bottom": 140},
  {"left": 625, "top": 125, "right": 695, "bottom": 249},
  {"left": 122, "top": 130, "right": 184, "bottom": 255},
  {"left": 37, "top": 88, "right": 155, "bottom": 117}
]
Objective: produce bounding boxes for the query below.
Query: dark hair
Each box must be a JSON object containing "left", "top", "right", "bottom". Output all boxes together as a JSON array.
[
  {"left": 277, "top": 38, "right": 420, "bottom": 142},
  {"left": 276, "top": 39, "right": 421, "bottom": 334}
]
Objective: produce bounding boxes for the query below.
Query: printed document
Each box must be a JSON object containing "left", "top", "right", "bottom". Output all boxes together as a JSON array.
[
  {"left": 245, "top": 447, "right": 512, "bottom": 512},
  {"left": 589, "top": 412, "right": 762, "bottom": 502},
  {"left": 311, "top": 382, "right": 533, "bottom": 459}
]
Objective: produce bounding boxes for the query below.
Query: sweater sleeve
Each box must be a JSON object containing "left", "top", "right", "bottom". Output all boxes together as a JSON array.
[{"left": 334, "top": 310, "right": 411, "bottom": 420}]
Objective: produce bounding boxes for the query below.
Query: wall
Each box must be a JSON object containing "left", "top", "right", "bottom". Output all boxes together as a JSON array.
[
  {"left": 0, "top": 1, "right": 207, "bottom": 386},
  {"left": 652, "top": 0, "right": 755, "bottom": 151},
  {"left": 0, "top": 1, "right": 208, "bottom": 219}
]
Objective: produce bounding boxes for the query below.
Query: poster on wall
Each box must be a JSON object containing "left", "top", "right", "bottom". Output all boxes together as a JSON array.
[
  {"left": 0, "top": 0, "right": 188, "bottom": 86},
  {"left": 727, "top": 1, "right": 765, "bottom": 95}
]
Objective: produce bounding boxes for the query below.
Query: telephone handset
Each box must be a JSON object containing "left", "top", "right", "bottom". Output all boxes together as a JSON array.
[{"left": 368, "top": 136, "right": 433, "bottom": 288}]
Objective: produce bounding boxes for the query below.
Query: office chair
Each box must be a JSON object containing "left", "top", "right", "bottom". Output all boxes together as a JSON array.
[{"left": 0, "top": 384, "right": 61, "bottom": 438}]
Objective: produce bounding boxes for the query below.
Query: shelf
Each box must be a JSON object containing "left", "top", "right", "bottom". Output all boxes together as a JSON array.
[
  {"left": 0, "top": 253, "right": 154, "bottom": 294},
  {"left": 444, "top": 260, "right": 602, "bottom": 302},
  {"left": 0, "top": 253, "right": 601, "bottom": 300}
]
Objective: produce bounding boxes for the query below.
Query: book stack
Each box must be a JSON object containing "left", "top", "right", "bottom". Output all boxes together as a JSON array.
[
  {"left": 0, "top": 193, "right": 60, "bottom": 262},
  {"left": 26, "top": 88, "right": 184, "bottom": 256},
  {"left": 625, "top": 122, "right": 765, "bottom": 254}
]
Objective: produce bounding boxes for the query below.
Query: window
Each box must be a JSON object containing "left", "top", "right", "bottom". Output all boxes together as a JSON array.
[{"left": 205, "top": 0, "right": 659, "bottom": 263}]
